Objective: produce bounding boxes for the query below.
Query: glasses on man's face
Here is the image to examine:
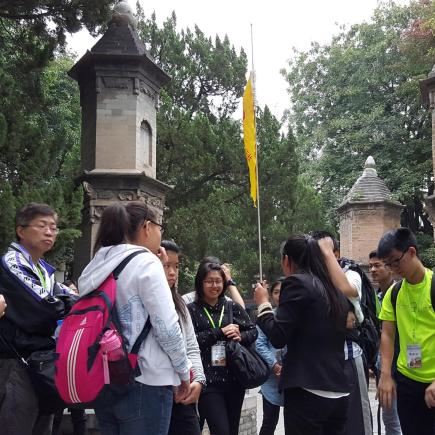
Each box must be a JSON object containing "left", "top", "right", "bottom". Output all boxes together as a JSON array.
[
  {"left": 203, "top": 279, "right": 224, "bottom": 286},
  {"left": 384, "top": 250, "right": 407, "bottom": 268},
  {"left": 21, "top": 224, "right": 59, "bottom": 235},
  {"left": 149, "top": 220, "right": 164, "bottom": 234}
]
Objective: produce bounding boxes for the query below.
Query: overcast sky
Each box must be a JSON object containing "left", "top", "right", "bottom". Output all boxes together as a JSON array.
[{"left": 68, "top": 0, "right": 409, "bottom": 119}]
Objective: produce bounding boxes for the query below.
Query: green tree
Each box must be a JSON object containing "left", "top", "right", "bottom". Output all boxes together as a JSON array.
[{"left": 283, "top": 1, "right": 433, "bottom": 233}]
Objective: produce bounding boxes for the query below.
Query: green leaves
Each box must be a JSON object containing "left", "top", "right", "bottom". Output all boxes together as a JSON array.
[{"left": 284, "top": 1, "right": 434, "bottom": 232}]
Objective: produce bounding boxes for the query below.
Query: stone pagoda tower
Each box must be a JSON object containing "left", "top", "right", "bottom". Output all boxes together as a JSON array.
[
  {"left": 70, "top": 2, "right": 171, "bottom": 275},
  {"left": 337, "top": 156, "right": 403, "bottom": 266}
]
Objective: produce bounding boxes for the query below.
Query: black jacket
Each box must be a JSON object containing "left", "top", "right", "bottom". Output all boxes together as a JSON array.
[
  {"left": 257, "top": 273, "right": 349, "bottom": 393},
  {"left": 188, "top": 297, "right": 257, "bottom": 391},
  {"left": 0, "top": 244, "right": 75, "bottom": 358}
]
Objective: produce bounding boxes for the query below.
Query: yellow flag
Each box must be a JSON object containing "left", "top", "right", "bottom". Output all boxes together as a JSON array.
[{"left": 243, "top": 76, "right": 257, "bottom": 207}]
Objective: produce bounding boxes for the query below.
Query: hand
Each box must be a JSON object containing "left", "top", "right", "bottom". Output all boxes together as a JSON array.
[
  {"left": 221, "top": 263, "right": 232, "bottom": 282},
  {"left": 272, "top": 363, "right": 282, "bottom": 377},
  {"left": 377, "top": 373, "right": 396, "bottom": 409},
  {"left": 157, "top": 246, "right": 168, "bottom": 264},
  {"left": 173, "top": 379, "right": 190, "bottom": 403},
  {"left": 0, "top": 295, "right": 7, "bottom": 318},
  {"left": 317, "top": 237, "right": 335, "bottom": 255},
  {"left": 221, "top": 324, "right": 241, "bottom": 341},
  {"left": 180, "top": 381, "right": 202, "bottom": 405},
  {"left": 346, "top": 311, "right": 357, "bottom": 329},
  {"left": 253, "top": 281, "right": 269, "bottom": 305},
  {"left": 425, "top": 380, "right": 435, "bottom": 408}
]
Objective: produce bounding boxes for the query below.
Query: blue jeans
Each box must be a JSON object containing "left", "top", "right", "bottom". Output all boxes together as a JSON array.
[{"left": 95, "top": 382, "right": 173, "bottom": 435}]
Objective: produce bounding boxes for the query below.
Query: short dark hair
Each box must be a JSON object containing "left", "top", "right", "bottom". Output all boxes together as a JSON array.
[
  {"left": 161, "top": 240, "right": 180, "bottom": 254},
  {"left": 15, "top": 202, "right": 57, "bottom": 241},
  {"left": 194, "top": 261, "right": 227, "bottom": 301},
  {"left": 368, "top": 250, "right": 378, "bottom": 259},
  {"left": 377, "top": 227, "right": 418, "bottom": 258},
  {"left": 310, "top": 230, "right": 340, "bottom": 253}
]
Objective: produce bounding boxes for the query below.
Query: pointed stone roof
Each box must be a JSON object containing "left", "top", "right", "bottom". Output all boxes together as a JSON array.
[
  {"left": 69, "top": 1, "right": 169, "bottom": 86},
  {"left": 90, "top": 2, "right": 148, "bottom": 57},
  {"left": 339, "top": 156, "right": 401, "bottom": 206}
]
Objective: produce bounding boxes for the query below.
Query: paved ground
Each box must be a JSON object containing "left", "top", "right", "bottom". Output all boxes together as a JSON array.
[{"left": 254, "top": 377, "right": 384, "bottom": 434}]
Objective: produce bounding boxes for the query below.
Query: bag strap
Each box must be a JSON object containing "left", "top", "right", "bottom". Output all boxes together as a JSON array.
[
  {"left": 391, "top": 274, "right": 435, "bottom": 313},
  {"left": 111, "top": 249, "right": 151, "bottom": 355},
  {"left": 113, "top": 250, "right": 147, "bottom": 279},
  {"left": 130, "top": 317, "right": 152, "bottom": 355},
  {"left": 390, "top": 280, "right": 402, "bottom": 314},
  {"left": 227, "top": 300, "right": 233, "bottom": 324},
  {"left": 0, "top": 332, "right": 28, "bottom": 366}
]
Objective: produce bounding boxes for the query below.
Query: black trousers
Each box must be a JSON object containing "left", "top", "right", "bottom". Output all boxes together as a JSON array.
[
  {"left": 396, "top": 372, "right": 435, "bottom": 435},
  {"left": 284, "top": 388, "right": 349, "bottom": 435},
  {"left": 259, "top": 395, "right": 281, "bottom": 435},
  {"left": 198, "top": 388, "right": 245, "bottom": 435},
  {"left": 167, "top": 402, "right": 201, "bottom": 435}
]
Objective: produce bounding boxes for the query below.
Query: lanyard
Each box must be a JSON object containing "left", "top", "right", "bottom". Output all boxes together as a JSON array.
[
  {"left": 406, "top": 280, "right": 425, "bottom": 343},
  {"left": 35, "top": 264, "right": 48, "bottom": 291},
  {"left": 203, "top": 305, "right": 225, "bottom": 329}
]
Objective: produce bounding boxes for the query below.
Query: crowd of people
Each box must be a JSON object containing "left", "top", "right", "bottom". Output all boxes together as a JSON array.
[{"left": 0, "top": 201, "right": 434, "bottom": 435}]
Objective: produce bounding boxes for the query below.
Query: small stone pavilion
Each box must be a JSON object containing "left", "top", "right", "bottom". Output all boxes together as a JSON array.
[
  {"left": 337, "top": 156, "right": 403, "bottom": 266},
  {"left": 70, "top": 2, "right": 171, "bottom": 275}
]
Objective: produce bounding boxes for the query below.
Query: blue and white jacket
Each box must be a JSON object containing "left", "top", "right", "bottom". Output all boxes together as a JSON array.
[{"left": 0, "top": 243, "right": 74, "bottom": 357}]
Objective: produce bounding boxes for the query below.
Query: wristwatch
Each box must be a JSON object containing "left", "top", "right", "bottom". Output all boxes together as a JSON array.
[{"left": 226, "top": 279, "right": 237, "bottom": 287}]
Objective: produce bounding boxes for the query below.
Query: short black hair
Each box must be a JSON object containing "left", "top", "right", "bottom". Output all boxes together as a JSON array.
[
  {"left": 161, "top": 240, "right": 180, "bottom": 254},
  {"left": 15, "top": 202, "right": 57, "bottom": 241},
  {"left": 377, "top": 227, "right": 418, "bottom": 258},
  {"left": 368, "top": 250, "right": 378, "bottom": 259},
  {"left": 194, "top": 261, "right": 227, "bottom": 301},
  {"left": 310, "top": 230, "right": 340, "bottom": 253}
]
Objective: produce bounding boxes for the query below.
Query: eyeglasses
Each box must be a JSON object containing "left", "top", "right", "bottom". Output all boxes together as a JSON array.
[
  {"left": 384, "top": 250, "right": 407, "bottom": 268},
  {"left": 368, "top": 262, "right": 385, "bottom": 270},
  {"left": 21, "top": 224, "right": 59, "bottom": 234},
  {"left": 148, "top": 220, "right": 164, "bottom": 234},
  {"left": 203, "top": 279, "right": 224, "bottom": 286}
]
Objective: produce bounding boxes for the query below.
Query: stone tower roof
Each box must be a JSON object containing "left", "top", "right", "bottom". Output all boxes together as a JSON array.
[
  {"left": 340, "top": 156, "right": 400, "bottom": 205},
  {"left": 69, "top": 1, "right": 169, "bottom": 86},
  {"left": 90, "top": 2, "right": 149, "bottom": 58}
]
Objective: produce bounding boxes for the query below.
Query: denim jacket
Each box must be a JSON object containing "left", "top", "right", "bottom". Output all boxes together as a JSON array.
[{"left": 255, "top": 322, "right": 285, "bottom": 406}]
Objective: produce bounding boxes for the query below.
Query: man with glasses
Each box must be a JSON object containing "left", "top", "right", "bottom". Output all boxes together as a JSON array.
[
  {"left": 369, "top": 250, "right": 402, "bottom": 435},
  {"left": 0, "top": 203, "right": 74, "bottom": 435},
  {"left": 377, "top": 228, "right": 435, "bottom": 435}
]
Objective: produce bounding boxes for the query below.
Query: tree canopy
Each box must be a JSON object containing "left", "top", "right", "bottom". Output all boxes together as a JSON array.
[{"left": 283, "top": 0, "right": 434, "bottom": 233}]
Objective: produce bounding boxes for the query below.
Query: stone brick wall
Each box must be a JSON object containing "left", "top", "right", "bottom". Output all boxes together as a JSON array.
[{"left": 339, "top": 203, "right": 402, "bottom": 265}]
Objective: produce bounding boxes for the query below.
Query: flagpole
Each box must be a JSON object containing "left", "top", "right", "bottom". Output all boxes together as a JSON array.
[{"left": 250, "top": 24, "right": 263, "bottom": 282}]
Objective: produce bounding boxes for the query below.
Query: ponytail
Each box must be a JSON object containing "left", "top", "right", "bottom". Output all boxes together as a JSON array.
[
  {"left": 93, "top": 201, "right": 158, "bottom": 254},
  {"left": 283, "top": 235, "right": 347, "bottom": 324}
]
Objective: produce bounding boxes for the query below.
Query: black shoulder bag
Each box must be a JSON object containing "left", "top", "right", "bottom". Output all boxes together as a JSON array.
[{"left": 225, "top": 301, "right": 269, "bottom": 389}]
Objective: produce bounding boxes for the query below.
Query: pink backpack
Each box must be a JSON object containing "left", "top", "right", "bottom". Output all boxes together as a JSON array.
[{"left": 55, "top": 251, "right": 151, "bottom": 407}]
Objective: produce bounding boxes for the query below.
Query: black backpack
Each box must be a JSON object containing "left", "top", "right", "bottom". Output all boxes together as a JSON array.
[{"left": 339, "top": 258, "right": 381, "bottom": 369}]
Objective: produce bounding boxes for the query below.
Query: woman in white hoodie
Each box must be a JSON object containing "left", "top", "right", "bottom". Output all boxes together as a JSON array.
[{"left": 78, "top": 202, "right": 191, "bottom": 435}]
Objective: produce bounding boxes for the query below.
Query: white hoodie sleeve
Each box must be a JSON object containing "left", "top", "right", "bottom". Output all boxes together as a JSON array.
[{"left": 133, "top": 255, "right": 191, "bottom": 381}]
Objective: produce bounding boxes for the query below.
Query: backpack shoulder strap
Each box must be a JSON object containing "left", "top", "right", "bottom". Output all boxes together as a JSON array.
[
  {"left": 390, "top": 280, "right": 403, "bottom": 314},
  {"left": 431, "top": 273, "right": 435, "bottom": 312},
  {"left": 227, "top": 300, "right": 233, "bottom": 324},
  {"left": 113, "top": 250, "right": 147, "bottom": 280},
  {"left": 130, "top": 317, "right": 152, "bottom": 355}
]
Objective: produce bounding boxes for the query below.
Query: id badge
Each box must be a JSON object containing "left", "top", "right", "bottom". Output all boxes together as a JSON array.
[
  {"left": 406, "top": 344, "right": 423, "bottom": 368},
  {"left": 211, "top": 341, "right": 226, "bottom": 367}
]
